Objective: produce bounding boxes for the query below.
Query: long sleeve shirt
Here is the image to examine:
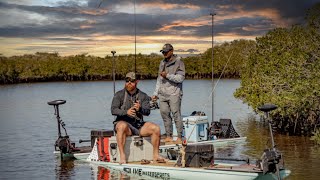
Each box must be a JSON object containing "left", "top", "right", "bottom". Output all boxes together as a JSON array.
[
  {"left": 153, "top": 55, "right": 185, "bottom": 97},
  {"left": 111, "top": 88, "right": 150, "bottom": 124}
]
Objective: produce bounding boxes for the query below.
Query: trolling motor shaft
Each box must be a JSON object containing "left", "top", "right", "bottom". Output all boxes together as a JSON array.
[{"left": 48, "top": 100, "right": 66, "bottom": 137}]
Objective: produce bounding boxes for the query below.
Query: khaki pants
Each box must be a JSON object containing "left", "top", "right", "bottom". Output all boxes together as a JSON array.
[{"left": 159, "top": 94, "right": 183, "bottom": 138}]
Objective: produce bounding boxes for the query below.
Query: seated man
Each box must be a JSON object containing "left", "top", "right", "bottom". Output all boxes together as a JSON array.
[{"left": 111, "top": 72, "right": 163, "bottom": 164}]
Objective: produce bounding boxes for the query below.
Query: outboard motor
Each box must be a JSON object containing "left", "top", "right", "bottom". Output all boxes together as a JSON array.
[{"left": 48, "top": 100, "right": 75, "bottom": 159}]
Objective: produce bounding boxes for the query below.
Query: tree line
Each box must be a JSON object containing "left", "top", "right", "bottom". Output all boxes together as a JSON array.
[{"left": 0, "top": 39, "right": 255, "bottom": 84}]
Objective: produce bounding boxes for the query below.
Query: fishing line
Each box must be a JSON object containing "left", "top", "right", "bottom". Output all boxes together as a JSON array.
[{"left": 186, "top": 49, "right": 234, "bottom": 143}]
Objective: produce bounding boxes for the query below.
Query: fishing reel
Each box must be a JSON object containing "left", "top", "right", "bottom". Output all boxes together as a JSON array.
[
  {"left": 128, "top": 99, "right": 145, "bottom": 121},
  {"left": 149, "top": 100, "right": 159, "bottom": 110}
]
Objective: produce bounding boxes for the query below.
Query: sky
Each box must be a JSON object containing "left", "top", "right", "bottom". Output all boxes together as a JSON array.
[{"left": 0, "top": 0, "right": 319, "bottom": 57}]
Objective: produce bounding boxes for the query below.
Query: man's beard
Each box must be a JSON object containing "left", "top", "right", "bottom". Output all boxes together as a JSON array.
[{"left": 125, "top": 84, "right": 136, "bottom": 91}]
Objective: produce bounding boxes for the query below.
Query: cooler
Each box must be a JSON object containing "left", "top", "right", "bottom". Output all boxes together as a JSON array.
[
  {"left": 108, "top": 136, "right": 153, "bottom": 163},
  {"left": 173, "top": 115, "right": 209, "bottom": 142}
]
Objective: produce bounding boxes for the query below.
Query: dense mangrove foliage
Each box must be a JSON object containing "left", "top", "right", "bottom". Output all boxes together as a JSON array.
[
  {"left": 0, "top": 39, "right": 255, "bottom": 84},
  {"left": 184, "top": 39, "right": 256, "bottom": 79},
  {"left": 235, "top": 4, "right": 320, "bottom": 137}
]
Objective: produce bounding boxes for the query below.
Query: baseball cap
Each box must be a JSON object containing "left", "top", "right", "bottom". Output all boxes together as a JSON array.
[
  {"left": 160, "top": 43, "right": 173, "bottom": 53},
  {"left": 125, "top": 72, "right": 136, "bottom": 81}
]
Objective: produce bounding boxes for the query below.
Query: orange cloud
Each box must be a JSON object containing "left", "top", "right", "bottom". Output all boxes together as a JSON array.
[
  {"left": 158, "top": 4, "right": 290, "bottom": 33},
  {"left": 79, "top": 20, "right": 97, "bottom": 29},
  {"left": 158, "top": 16, "right": 209, "bottom": 32},
  {"left": 80, "top": 9, "right": 108, "bottom": 16},
  {"left": 215, "top": 5, "right": 288, "bottom": 27}
]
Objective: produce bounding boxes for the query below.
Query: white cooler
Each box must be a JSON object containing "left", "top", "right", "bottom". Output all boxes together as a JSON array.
[
  {"left": 108, "top": 136, "right": 153, "bottom": 162},
  {"left": 173, "top": 115, "right": 209, "bottom": 142}
]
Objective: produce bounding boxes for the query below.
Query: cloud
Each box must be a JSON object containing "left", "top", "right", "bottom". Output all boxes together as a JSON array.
[
  {"left": 0, "top": 0, "right": 320, "bottom": 56},
  {"left": 175, "top": 48, "right": 200, "bottom": 54}
]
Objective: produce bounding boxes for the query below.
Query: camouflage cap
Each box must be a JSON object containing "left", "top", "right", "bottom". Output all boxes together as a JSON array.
[
  {"left": 125, "top": 72, "right": 136, "bottom": 80},
  {"left": 160, "top": 43, "right": 173, "bottom": 53}
]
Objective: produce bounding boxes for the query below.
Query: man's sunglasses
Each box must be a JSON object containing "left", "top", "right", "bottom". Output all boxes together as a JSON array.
[
  {"left": 161, "top": 51, "right": 170, "bottom": 54},
  {"left": 125, "top": 79, "right": 136, "bottom": 83}
]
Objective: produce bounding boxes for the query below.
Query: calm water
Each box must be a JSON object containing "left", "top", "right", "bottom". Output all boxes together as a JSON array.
[{"left": 0, "top": 79, "right": 319, "bottom": 180}]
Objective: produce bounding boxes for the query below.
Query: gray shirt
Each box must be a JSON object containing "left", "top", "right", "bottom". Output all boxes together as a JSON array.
[
  {"left": 153, "top": 55, "right": 185, "bottom": 97},
  {"left": 111, "top": 88, "right": 150, "bottom": 123}
]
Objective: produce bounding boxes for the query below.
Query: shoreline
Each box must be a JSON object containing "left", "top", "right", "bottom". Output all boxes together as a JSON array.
[{"left": 0, "top": 74, "right": 241, "bottom": 85}]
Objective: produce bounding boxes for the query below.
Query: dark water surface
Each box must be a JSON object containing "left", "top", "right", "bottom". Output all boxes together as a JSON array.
[{"left": 0, "top": 80, "right": 319, "bottom": 180}]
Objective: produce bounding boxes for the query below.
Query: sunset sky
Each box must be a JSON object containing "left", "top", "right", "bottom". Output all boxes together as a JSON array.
[{"left": 0, "top": 0, "right": 319, "bottom": 57}]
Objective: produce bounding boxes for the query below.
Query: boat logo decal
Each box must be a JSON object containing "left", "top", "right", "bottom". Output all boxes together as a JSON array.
[{"left": 123, "top": 167, "right": 170, "bottom": 179}]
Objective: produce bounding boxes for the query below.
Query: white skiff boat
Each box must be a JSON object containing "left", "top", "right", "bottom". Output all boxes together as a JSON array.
[
  {"left": 71, "top": 137, "right": 290, "bottom": 180},
  {"left": 49, "top": 100, "right": 291, "bottom": 180}
]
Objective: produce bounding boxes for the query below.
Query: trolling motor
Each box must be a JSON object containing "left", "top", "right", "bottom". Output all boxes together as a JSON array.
[
  {"left": 48, "top": 100, "right": 75, "bottom": 159},
  {"left": 257, "top": 104, "right": 283, "bottom": 180}
]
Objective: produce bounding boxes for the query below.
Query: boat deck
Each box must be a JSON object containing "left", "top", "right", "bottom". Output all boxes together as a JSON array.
[{"left": 73, "top": 146, "right": 92, "bottom": 153}]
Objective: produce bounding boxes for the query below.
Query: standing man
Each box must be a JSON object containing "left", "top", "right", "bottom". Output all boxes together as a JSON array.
[
  {"left": 152, "top": 43, "right": 185, "bottom": 144},
  {"left": 111, "top": 72, "right": 163, "bottom": 164}
]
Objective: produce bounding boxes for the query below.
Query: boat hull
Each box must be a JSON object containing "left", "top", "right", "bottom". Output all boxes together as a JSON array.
[
  {"left": 84, "top": 160, "right": 291, "bottom": 180},
  {"left": 72, "top": 136, "right": 290, "bottom": 180},
  {"left": 56, "top": 136, "right": 247, "bottom": 159}
]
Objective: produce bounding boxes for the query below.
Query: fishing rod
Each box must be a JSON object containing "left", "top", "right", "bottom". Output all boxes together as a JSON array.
[
  {"left": 134, "top": 0, "right": 137, "bottom": 73},
  {"left": 111, "top": 51, "right": 116, "bottom": 95},
  {"left": 185, "top": 49, "right": 234, "bottom": 143},
  {"left": 184, "top": 13, "right": 235, "bottom": 143},
  {"left": 210, "top": 12, "right": 216, "bottom": 124}
]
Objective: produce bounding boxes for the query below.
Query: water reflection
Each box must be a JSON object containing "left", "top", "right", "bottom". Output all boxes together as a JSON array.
[
  {"left": 55, "top": 159, "right": 75, "bottom": 180},
  {"left": 97, "top": 166, "right": 131, "bottom": 180},
  {"left": 97, "top": 166, "right": 110, "bottom": 180},
  {"left": 55, "top": 159, "right": 132, "bottom": 180}
]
